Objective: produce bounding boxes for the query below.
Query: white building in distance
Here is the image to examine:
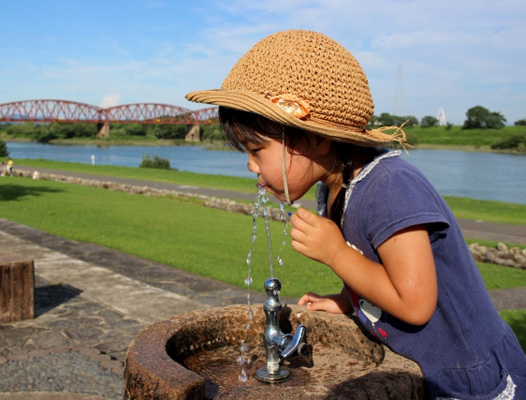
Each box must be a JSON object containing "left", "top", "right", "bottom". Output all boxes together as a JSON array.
[{"left": 437, "top": 108, "right": 447, "bottom": 126}]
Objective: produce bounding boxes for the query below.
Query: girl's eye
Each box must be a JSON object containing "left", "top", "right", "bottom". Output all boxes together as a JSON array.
[{"left": 249, "top": 147, "right": 261, "bottom": 155}]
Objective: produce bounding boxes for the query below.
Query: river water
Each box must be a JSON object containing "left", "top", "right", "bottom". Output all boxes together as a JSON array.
[{"left": 5, "top": 141, "right": 526, "bottom": 205}]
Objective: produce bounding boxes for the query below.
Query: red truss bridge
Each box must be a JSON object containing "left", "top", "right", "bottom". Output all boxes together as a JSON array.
[
  {"left": 0, "top": 99, "right": 219, "bottom": 138},
  {"left": 0, "top": 99, "right": 218, "bottom": 124}
]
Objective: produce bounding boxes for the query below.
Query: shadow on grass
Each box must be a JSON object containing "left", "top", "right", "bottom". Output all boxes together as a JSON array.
[{"left": 0, "top": 184, "right": 64, "bottom": 201}]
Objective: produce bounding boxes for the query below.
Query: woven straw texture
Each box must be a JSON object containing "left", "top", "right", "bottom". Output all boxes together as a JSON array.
[
  {"left": 221, "top": 30, "right": 374, "bottom": 130},
  {"left": 187, "top": 30, "right": 406, "bottom": 146}
]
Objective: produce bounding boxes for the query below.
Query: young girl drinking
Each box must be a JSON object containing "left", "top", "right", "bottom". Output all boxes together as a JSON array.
[{"left": 186, "top": 29, "right": 525, "bottom": 399}]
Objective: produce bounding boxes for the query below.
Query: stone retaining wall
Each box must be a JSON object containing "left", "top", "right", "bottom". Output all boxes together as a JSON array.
[
  {"left": 13, "top": 169, "right": 525, "bottom": 269},
  {"left": 13, "top": 170, "right": 286, "bottom": 221},
  {"left": 469, "top": 242, "right": 526, "bottom": 270}
]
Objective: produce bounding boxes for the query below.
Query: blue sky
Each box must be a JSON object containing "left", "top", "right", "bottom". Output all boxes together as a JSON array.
[{"left": 1, "top": 0, "right": 525, "bottom": 125}]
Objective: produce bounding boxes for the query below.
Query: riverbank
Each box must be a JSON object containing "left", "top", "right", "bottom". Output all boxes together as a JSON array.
[
  {"left": 1, "top": 136, "right": 193, "bottom": 147},
  {"left": 2, "top": 124, "right": 525, "bottom": 154},
  {"left": 1, "top": 138, "right": 523, "bottom": 155},
  {"left": 8, "top": 159, "right": 526, "bottom": 224}
]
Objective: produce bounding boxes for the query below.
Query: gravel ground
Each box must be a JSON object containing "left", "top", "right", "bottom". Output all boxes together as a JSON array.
[{"left": 0, "top": 350, "right": 122, "bottom": 399}]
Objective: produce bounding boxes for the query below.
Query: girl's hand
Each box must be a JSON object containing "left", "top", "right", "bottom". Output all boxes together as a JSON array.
[
  {"left": 293, "top": 207, "right": 438, "bottom": 326},
  {"left": 298, "top": 290, "right": 351, "bottom": 314},
  {"left": 290, "top": 208, "right": 347, "bottom": 266}
]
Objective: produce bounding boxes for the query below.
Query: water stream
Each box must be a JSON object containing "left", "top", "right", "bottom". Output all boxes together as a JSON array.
[{"left": 238, "top": 186, "right": 289, "bottom": 382}]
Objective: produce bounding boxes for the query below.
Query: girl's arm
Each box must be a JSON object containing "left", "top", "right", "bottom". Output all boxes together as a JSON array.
[{"left": 291, "top": 208, "right": 438, "bottom": 326}]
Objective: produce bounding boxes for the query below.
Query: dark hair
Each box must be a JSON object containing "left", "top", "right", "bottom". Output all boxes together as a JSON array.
[
  {"left": 218, "top": 106, "right": 307, "bottom": 153},
  {"left": 218, "top": 106, "right": 379, "bottom": 225}
]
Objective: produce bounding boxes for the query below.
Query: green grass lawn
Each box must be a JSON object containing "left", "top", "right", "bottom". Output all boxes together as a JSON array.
[
  {"left": 0, "top": 176, "right": 340, "bottom": 298},
  {"left": 406, "top": 125, "right": 525, "bottom": 148},
  {"left": 9, "top": 158, "right": 526, "bottom": 225},
  {"left": 499, "top": 310, "right": 526, "bottom": 350},
  {"left": 4, "top": 174, "right": 525, "bottom": 295},
  {"left": 8, "top": 158, "right": 266, "bottom": 195},
  {"left": 443, "top": 196, "right": 526, "bottom": 226}
]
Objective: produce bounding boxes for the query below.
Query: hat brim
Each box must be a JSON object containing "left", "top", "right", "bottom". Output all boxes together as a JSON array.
[{"left": 186, "top": 89, "right": 394, "bottom": 146}]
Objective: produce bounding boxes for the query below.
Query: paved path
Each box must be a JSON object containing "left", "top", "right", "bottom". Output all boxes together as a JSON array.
[
  {"left": 1, "top": 167, "right": 525, "bottom": 399},
  {"left": 0, "top": 218, "right": 290, "bottom": 400}
]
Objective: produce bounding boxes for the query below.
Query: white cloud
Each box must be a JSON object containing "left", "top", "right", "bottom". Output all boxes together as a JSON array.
[{"left": 99, "top": 94, "right": 121, "bottom": 108}]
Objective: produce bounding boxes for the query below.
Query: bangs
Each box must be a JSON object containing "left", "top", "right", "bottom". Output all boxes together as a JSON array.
[{"left": 218, "top": 106, "right": 303, "bottom": 152}]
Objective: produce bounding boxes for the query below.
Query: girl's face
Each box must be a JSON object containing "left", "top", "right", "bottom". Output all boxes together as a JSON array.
[{"left": 241, "top": 133, "right": 332, "bottom": 203}]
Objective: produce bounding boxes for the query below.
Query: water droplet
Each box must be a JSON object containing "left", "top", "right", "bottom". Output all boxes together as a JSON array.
[
  {"left": 277, "top": 257, "right": 284, "bottom": 266},
  {"left": 248, "top": 309, "right": 254, "bottom": 320},
  {"left": 245, "top": 323, "right": 250, "bottom": 331},
  {"left": 239, "top": 369, "right": 248, "bottom": 382},
  {"left": 244, "top": 276, "right": 253, "bottom": 286},
  {"left": 240, "top": 341, "right": 248, "bottom": 353},
  {"left": 237, "top": 355, "right": 245, "bottom": 365}
]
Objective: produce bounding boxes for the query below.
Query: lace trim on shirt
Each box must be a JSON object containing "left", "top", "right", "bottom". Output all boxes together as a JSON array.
[
  {"left": 435, "top": 375, "right": 516, "bottom": 400},
  {"left": 494, "top": 375, "right": 517, "bottom": 400},
  {"left": 340, "top": 150, "right": 401, "bottom": 226}
]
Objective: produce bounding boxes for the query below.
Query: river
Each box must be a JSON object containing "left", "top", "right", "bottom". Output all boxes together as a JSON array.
[{"left": 5, "top": 141, "right": 526, "bottom": 205}]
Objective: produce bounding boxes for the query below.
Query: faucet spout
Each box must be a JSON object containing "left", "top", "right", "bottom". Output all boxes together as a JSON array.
[{"left": 255, "top": 277, "right": 307, "bottom": 383}]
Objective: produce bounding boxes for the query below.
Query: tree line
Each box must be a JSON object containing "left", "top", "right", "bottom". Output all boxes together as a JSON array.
[
  {"left": 0, "top": 105, "right": 524, "bottom": 147},
  {"left": 0, "top": 122, "right": 224, "bottom": 143},
  {"left": 369, "top": 105, "right": 523, "bottom": 130}
]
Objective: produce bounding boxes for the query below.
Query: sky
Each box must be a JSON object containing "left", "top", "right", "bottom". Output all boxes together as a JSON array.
[{"left": 1, "top": 0, "right": 525, "bottom": 125}]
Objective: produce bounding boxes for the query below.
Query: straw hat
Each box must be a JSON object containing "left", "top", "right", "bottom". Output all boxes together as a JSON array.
[{"left": 186, "top": 30, "right": 406, "bottom": 146}]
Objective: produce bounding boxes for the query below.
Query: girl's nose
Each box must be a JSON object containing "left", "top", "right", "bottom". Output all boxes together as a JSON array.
[{"left": 247, "top": 155, "right": 259, "bottom": 174}]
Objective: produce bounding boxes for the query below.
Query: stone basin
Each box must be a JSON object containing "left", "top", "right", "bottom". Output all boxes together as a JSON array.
[{"left": 124, "top": 304, "right": 423, "bottom": 399}]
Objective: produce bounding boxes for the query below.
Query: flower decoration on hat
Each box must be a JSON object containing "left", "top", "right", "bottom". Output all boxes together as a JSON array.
[{"left": 270, "top": 95, "right": 310, "bottom": 119}]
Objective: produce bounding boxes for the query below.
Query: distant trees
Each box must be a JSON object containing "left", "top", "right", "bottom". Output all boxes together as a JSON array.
[
  {"left": 420, "top": 116, "right": 439, "bottom": 128},
  {"left": 139, "top": 154, "right": 172, "bottom": 169},
  {"left": 0, "top": 139, "right": 8, "bottom": 157},
  {"left": 0, "top": 122, "right": 195, "bottom": 142},
  {"left": 369, "top": 107, "right": 511, "bottom": 130},
  {"left": 463, "top": 106, "right": 506, "bottom": 129},
  {"left": 491, "top": 134, "right": 526, "bottom": 152},
  {"left": 2, "top": 122, "right": 97, "bottom": 143},
  {"left": 514, "top": 119, "right": 526, "bottom": 126},
  {"left": 368, "top": 113, "right": 418, "bottom": 127}
]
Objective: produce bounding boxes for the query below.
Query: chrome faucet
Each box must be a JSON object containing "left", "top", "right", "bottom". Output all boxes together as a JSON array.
[{"left": 255, "top": 277, "right": 308, "bottom": 383}]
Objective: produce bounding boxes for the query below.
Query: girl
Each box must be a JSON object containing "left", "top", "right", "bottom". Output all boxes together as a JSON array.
[{"left": 186, "top": 29, "right": 525, "bottom": 399}]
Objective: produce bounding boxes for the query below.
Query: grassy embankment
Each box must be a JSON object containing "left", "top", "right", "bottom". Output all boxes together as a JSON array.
[
  {"left": 404, "top": 125, "right": 526, "bottom": 153},
  {"left": 8, "top": 158, "right": 526, "bottom": 226}
]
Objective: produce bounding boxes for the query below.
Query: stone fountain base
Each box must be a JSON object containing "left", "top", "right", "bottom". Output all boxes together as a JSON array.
[{"left": 124, "top": 305, "right": 423, "bottom": 399}]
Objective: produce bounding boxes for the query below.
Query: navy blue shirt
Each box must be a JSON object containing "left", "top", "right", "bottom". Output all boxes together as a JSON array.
[{"left": 317, "top": 151, "right": 525, "bottom": 399}]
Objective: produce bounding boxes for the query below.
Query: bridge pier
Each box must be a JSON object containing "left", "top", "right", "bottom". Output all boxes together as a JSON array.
[
  {"left": 185, "top": 125, "right": 200, "bottom": 142},
  {"left": 97, "top": 122, "right": 110, "bottom": 138}
]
